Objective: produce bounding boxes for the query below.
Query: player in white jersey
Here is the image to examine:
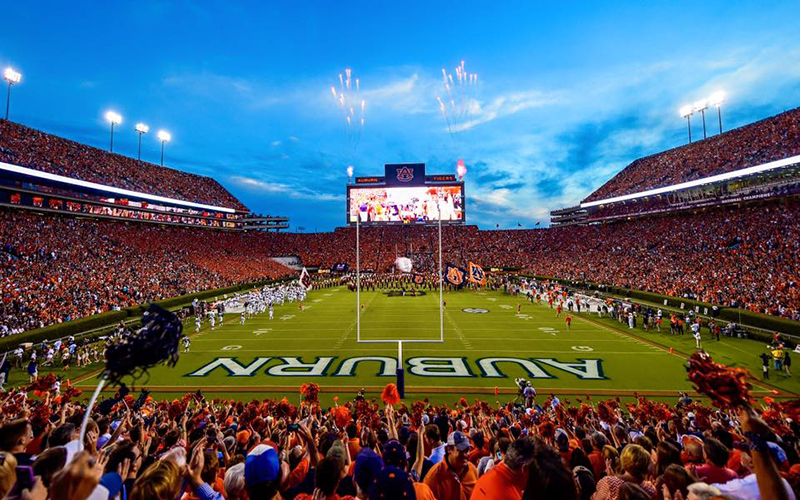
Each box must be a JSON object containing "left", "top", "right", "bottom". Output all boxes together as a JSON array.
[
  {"left": 209, "top": 312, "right": 216, "bottom": 329},
  {"left": 269, "top": 305, "right": 274, "bottom": 320},
  {"left": 241, "top": 310, "right": 246, "bottom": 325},
  {"left": 183, "top": 336, "right": 191, "bottom": 353},
  {"left": 195, "top": 315, "right": 202, "bottom": 332},
  {"left": 692, "top": 322, "right": 702, "bottom": 349}
]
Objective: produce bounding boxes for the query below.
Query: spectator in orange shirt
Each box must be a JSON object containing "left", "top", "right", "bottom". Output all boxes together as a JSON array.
[
  {"left": 588, "top": 432, "right": 608, "bottom": 480},
  {"left": 467, "top": 432, "right": 488, "bottom": 466},
  {"left": 471, "top": 436, "right": 535, "bottom": 500},
  {"left": 346, "top": 423, "right": 362, "bottom": 459},
  {"left": 424, "top": 431, "right": 478, "bottom": 500}
]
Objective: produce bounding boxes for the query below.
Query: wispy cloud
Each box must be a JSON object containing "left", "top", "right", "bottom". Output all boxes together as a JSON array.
[
  {"left": 229, "top": 175, "right": 342, "bottom": 202},
  {"left": 162, "top": 42, "right": 800, "bottom": 230},
  {"left": 162, "top": 71, "right": 282, "bottom": 109},
  {"left": 451, "top": 89, "right": 563, "bottom": 132}
]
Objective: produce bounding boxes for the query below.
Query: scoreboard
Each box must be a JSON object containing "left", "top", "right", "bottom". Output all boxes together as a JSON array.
[{"left": 347, "top": 163, "right": 465, "bottom": 225}]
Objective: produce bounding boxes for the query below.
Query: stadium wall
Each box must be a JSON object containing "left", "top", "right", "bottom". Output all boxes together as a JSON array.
[
  {"left": 0, "top": 276, "right": 296, "bottom": 352},
  {"left": 528, "top": 275, "right": 800, "bottom": 340}
]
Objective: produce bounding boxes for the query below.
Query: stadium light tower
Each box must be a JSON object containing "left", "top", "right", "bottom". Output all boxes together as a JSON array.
[
  {"left": 105, "top": 111, "right": 122, "bottom": 152},
  {"left": 135, "top": 123, "right": 149, "bottom": 161},
  {"left": 679, "top": 105, "right": 693, "bottom": 144},
  {"left": 4, "top": 67, "right": 22, "bottom": 121},
  {"left": 694, "top": 99, "right": 708, "bottom": 140},
  {"left": 346, "top": 165, "right": 354, "bottom": 184},
  {"left": 709, "top": 91, "right": 725, "bottom": 134},
  {"left": 157, "top": 130, "right": 171, "bottom": 166}
]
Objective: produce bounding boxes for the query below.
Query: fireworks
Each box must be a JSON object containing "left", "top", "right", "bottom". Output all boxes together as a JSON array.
[
  {"left": 436, "top": 60, "right": 479, "bottom": 139},
  {"left": 330, "top": 67, "right": 366, "bottom": 150}
]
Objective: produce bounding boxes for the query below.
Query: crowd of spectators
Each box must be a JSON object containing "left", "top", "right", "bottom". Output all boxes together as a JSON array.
[
  {"left": 0, "top": 119, "right": 246, "bottom": 211},
  {"left": 1, "top": 382, "right": 798, "bottom": 500},
  {"left": 0, "top": 209, "right": 292, "bottom": 334},
  {"left": 2, "top": 197, "right": 799, "bottom": 334},
  {"left": 259, "top": 201, "right": 800, "bottom": 320},
  {"left": 584, "top": 107, "right": 800, "bottom": 203}
]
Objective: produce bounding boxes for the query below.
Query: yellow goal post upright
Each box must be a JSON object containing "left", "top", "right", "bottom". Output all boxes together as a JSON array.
[{"left": 354, "top": 200, "right": 445, "bottom": 398}]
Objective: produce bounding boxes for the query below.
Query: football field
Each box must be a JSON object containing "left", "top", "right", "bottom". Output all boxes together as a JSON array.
[{"left": 65, "top": 286, "right": 797, "bottom": 404}]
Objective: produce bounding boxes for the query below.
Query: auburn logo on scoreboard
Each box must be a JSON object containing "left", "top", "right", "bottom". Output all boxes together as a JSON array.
[{"left": 396, "top": 166, "right": 414, "bottom": 182}]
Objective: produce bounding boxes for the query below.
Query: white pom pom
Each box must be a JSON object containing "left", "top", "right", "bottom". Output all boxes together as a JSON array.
[{"left": 395, "top": 257, "right": 413, "bottom": 273}]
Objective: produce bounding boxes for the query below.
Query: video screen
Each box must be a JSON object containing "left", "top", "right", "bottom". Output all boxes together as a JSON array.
[{"left": 348, "top": 185, "right": 464, "bottom": 224}]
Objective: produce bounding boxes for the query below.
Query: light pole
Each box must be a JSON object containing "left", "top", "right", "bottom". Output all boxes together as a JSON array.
[
  {"left": 347, "top": 165, "right": 354, "bottom": 184},
  {"left": 135, "top": 123, "right": 149, "bottom": 160},
  {"left": 3, "top": 67, "right": 22, "bottom": 121},
  {"left": 680, "top": 105, "right": 693, "bottom": 144},
  {"left": 157, "top": 130, "right": 171, "bottom": 166},
  {"left": 709, "top": 91, "right": 725, "bottom": 134},
  {"left": 105, "top": 111, "right": 122, "bottom": 152},
  {"left": 694, "top": 99, "right": 708, "bottom": 140}
]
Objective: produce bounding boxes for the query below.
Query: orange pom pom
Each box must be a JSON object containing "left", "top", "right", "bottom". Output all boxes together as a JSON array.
[
  {"left": 381, "top": 383, "right": 401, "bottom": 405},
  {"left": 334, "top": 405, "right": 352, "bottom": 429}
]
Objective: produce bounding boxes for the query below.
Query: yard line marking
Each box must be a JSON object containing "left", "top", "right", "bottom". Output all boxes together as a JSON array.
[
  {"left": 191, "top": 349, "right": 670, "bottom": 354},
  {"left": 443, "top": 308, "right": 472, "bottom": 349}
]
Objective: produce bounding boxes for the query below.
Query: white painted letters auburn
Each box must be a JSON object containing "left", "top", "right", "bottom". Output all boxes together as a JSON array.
[{"left": 186, "top": 356, "right": 606, "bottom": 380}]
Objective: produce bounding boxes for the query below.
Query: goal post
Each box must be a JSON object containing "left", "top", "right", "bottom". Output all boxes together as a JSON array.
[{"left": 354, "top": 202, "right": 445, "bottom": 397}]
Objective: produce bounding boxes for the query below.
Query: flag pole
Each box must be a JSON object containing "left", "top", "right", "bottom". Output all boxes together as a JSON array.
[
  {"left": 439, "top": 198, "right": 443, "bottom": 342},
  {"left": 356, "top": 212, "right": 360, "bottom": 342}
]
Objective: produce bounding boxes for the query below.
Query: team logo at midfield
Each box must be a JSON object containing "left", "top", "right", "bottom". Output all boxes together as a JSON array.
[
  {"left": 463, "top": 308, "right": 489, "bottom": 314},
  {"left": 396, "top": 166, "right": 414, "bottom": 182}
]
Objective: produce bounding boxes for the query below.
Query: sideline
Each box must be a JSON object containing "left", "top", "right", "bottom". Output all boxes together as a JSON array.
[{"left": 571, "top": 309, "right": 797, "bottom": 397}]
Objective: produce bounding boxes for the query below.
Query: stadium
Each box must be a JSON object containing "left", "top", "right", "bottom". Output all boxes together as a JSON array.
[{"left": 2, "top": 4, "right": 800, "bottom": 500}]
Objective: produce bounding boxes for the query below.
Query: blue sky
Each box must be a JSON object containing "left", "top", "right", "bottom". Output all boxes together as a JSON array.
[{"left": 2, "top": 1, "right": 799, "bottom": 230}]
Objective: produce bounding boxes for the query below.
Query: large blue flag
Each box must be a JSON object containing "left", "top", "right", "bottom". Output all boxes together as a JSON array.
[{"left": 445, "top": 264, "right": 467, "bottom": 288}]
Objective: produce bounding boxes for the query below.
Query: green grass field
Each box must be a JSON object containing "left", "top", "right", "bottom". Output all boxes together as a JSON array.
[{"left": 7, "top": 286, "right": 796, "bottom": 405}]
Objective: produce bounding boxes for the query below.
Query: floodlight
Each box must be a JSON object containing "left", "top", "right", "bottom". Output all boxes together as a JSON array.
[
  {"left": 693, "top": 100, "right": 708, "bottom": 112},
  {"left": 346, "top": 165, "right": 354, "bottom": 180},
  {"left": 3, "top": 67, "right": 21, "bottom": 84},
  {"left": 709, "top": 91, "right": 725, "bottom": 107},
  {"left": 709, "top": 91, "right": 725, "bottom": 134},
  {"left": 105, "top": 111, "right": 122, "bottom": 124},
  {"left": 105, "top": 111, "right": 122, "bottom": 152},
  {"left": 679, "top": 105, "right": 693, "bottom": 144},
  {"left": 3, "top": 67, "right": 22, "bottom": 120},
  {"left": 135, "top": 123, "right": 149, "bottom": 160},
  {"left": 158, "top": 130, "right": 171, "bottom": 166}
]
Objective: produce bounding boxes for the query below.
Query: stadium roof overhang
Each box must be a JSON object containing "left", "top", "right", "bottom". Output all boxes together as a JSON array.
[
  {"left": 0, "top": 161, "right": 236, "bottom": 213},
  {"left": 580, "top": 154, "right": 800, "bottom": 208}
]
